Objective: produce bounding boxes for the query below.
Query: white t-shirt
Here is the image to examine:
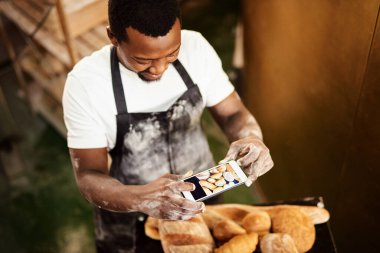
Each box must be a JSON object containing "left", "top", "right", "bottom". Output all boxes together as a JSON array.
[{"left": 63, "top": 30, "right": 234, "bottom": 150}]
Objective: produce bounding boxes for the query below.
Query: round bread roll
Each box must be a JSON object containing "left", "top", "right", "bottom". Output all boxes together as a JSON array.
[
  {"left": 271, "top": 208, "right": 315, "bottom": 252},
  {"left": 223, "top": 172, "right": 235, "bottom": 182},
  {"left": 215, "top": 178, "right": 226, "bottom": 187},
  {"left": 260, "top": 233, "right": 298, "bottom": 253},
  {"left": 241, "top": 211, "right": 271, "bottom": 235}
]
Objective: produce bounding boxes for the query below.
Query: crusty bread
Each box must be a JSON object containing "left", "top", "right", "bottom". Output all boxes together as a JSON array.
[
  {"left": 271, "top": 208, "right": 315, "bottom": 253},
  {"left": 212, "top": 219, "right": 246, "bottom": 242},
  {"left": 260, "top": 233, "right": 299, "bottom": 253},
  {"left": 169, "top": 244, "right": 214, "bottom": 253},
  {"left": 208, "top": 204, "right": 329, "bottom": 224},
  {"left": 201, "top": 209, "right": 227, "bottom": 230},
  {"left": 241, "top": 210, "right": 271, "bottom": 235},
  {"left": 208, "top": 206, "right": 250, "bottom": 225},
  {"left": 145, "top": 216, "right": 160, "bottom": 240},
  {"left": 214, "top": 232, "right": 259, "bottom": 253},
  {"left": 145, "top": 203, "right": 325, "bottom": 253},
  {"left": 261, "top": 205, "right": 330, "bottom": 225},
  {"left": 158, "top": 215, "right": 215, "bottom": 253}
]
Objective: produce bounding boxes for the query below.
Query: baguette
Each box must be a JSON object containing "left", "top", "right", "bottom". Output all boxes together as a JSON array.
[
  {"left": 206, "top": 205, "right": 250, "bottom": 225},
  {"left": 208, "top": 204, "right": 329, "bottom": 224}
]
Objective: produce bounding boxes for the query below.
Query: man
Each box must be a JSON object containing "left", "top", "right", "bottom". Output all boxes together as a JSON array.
[{"left": 62, "top": 0, "right": 273, "bottom": 252}]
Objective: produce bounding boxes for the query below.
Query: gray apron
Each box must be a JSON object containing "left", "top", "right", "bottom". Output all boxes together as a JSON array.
[{"left": 94, "top": 47, "right": 215, "bottom": 253}]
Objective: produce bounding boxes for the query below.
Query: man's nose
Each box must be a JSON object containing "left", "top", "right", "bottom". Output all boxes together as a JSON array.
[{"left": 149, "top": 59, "right": 168, "bottom": 75}]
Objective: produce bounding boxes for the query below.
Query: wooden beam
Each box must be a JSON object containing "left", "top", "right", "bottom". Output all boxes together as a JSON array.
[
  {"left": 0, "top": 2, "right": 72, "bottom": 66},
  {"left": 55, "top": 0, "right": 77, "bottom": 67}
]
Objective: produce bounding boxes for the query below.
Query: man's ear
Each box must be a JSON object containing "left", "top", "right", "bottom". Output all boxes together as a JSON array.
[{"left": 106, "top": 26, "right": 118, "bottom": 47}]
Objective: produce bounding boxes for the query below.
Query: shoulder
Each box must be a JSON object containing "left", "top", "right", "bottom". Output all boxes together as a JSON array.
[
  {"left": 181, "top": 30, "right": 206, "bottom": 44},
  {"left": 178, "top": 30, "right": 219, "bottom": 70},
  {"left": 180, "top": 30, "right": 212, "bottom": 54},
  {"left": 65, "top": 45, "right": 112, "bottom": 96},
  {"left": 63, "top": 45, "right": 114, "bottom": 107},
  {"left": 68, "top": 45, "right": 112, "bottom": 81}
]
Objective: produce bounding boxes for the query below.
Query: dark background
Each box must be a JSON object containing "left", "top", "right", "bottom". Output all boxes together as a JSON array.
[{"left": 242, "top": 1, "right": 380, "bottom": 252}]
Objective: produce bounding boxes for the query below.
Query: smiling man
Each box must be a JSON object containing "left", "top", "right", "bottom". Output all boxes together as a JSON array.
[{"left": 62, "top": 0, "right": 273, "bottom": 252}]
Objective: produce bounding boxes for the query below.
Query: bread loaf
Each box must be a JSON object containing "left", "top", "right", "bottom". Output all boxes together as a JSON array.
[
  {"left": 212, "top": 219, "right": 246, "bottom": 242},
  {"left": 158, "top": 215, "right": 215, "bottom": 253},
  {"left": 241, "top": 210, "right": 271, "bottom": 236},
  {"left": 208, "top": 204, "right": 329, "bottom": 224},
  {"left": 145, "top": 203, "right": 326, "bottom": 253},
  {"left": 271, "top": 208, "right": 315, "bottom": 253},
  {"left": 168, "top": 244, "right": 214, "bottom": 253},
  {"left": 207, "top": 205, "right": 250, "bottom": 225},
  {"left": 261, "top": 205, "right": 330, "bottom": 225},
  {"left": 145, "top": 216, "right": 160, "bottom": 240},
  {"left": 214, "top": 232, "right": 259, "bottom": 253},
  {"left": 201, "top": 209, "right": 227, "bottom": 230},
  {"left": 260, "top": 233, "right": 299, "bottom": 253}
]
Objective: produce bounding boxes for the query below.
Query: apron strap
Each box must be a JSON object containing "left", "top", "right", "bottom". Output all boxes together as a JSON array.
[
  {"left": 111, "top": 46, "right": 128, "bottom": 114},
  {"left": 111, "top": 48, "right": 194, "bottom": 114},
  {"left": 172, "top": 59, "right": 196, "bottom": 89}
]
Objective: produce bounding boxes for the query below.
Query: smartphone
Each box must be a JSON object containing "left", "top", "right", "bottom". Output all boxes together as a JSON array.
[{"left": 181, "top": 160, "right": 247, "bottom": 202}]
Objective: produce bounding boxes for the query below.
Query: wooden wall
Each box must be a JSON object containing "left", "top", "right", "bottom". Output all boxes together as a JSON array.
[{"left": 242, "top": 1, "right": 380, "bottom": 252}]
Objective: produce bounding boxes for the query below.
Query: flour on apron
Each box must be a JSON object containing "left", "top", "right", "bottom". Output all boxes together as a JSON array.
[{"left": 94, "top": 47, "right": 215, "bottom": 253}]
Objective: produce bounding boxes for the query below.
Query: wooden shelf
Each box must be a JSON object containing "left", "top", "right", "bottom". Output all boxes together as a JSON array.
[
  {"left": 0, "top": 0, "right": 108, "bottom": 67},
  {"left": 0, "top": 0, "right": 110, "bottom": 136},
  {"left": 18, "top": 21, "right": 109, "bottom": 102}
]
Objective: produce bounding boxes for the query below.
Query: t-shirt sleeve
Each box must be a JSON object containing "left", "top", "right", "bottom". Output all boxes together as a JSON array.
[
  {"left": 62, "top": 74, "right": 108, "bottom": 148},
  {"left": 196, "top": 33, "right": 235, "bottom": 107}
]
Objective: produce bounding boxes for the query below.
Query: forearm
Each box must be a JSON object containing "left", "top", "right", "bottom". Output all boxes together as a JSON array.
[
  {"left": 75, "top": 169, "right": 140, "bottom": 212},
  {"left": 222, "top": 110, "right": 263, "bottom": 142},
  {"left": 210, "top": 93, "right": 273, "bottom": 184},
  {"left": 209, "top": 92, "right": 263, "bottom": 142},
  {"left": 68, "top": 148, "right": 204, "bottom": 219}
]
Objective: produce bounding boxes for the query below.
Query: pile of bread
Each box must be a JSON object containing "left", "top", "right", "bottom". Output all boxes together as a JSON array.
[{"left": 145, "top": 203, "right": 330, "bottom": 253}]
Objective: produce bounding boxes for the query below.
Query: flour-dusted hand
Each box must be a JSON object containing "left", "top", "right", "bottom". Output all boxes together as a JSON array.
[
  {"left": 130, "top": 171, "right": 205, "bottom": 220},
  {"left": 220, "top": 136, "right": 274, "bottom": 187}
]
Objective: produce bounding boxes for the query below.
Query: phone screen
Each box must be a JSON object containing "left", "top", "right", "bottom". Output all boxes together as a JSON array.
[{"left": 183, "top": 162, "right": 243, "bottom": 201}]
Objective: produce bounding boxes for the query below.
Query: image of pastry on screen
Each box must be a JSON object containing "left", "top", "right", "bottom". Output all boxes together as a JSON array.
[{"left": 196, "top": 164, "right": 241, "bottom": 196}]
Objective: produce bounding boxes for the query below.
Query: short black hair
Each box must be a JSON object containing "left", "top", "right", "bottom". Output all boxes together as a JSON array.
[{"left": 108, "top": 0, "right": 181, "bottom": 42}]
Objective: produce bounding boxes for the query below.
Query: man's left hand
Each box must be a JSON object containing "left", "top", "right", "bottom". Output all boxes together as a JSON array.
[{"left": 220, "top": 136, "right": 274, "bottom": 187}]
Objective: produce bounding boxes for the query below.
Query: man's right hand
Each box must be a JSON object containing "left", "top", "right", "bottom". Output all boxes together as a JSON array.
[{"left": 130, "top": 173, "right": 205, "bottom": 220}]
